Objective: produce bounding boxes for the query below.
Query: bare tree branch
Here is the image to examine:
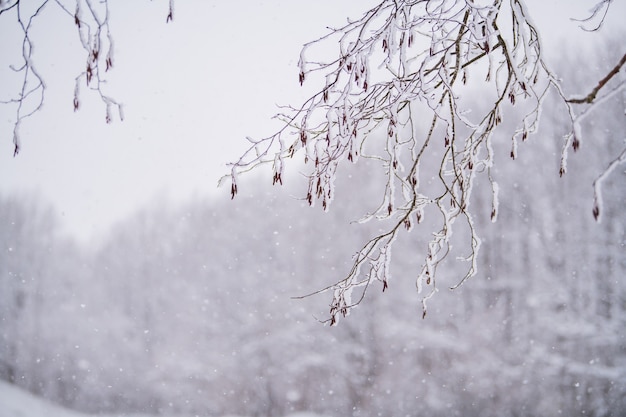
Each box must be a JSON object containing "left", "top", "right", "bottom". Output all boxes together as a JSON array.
[
  {"left": 1, "top": 0, "right": 174, "bottom": 155},
  {"left": 228, "top": 0, "right": 625, "bottom": 324},
  {"left": 566, "top": 53, "right": 626, "bottom": 104}
]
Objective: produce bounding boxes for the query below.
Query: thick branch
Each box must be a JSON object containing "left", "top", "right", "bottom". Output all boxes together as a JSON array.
[{"left": 566, "top": 53, "right": 626, "bottom": 104}]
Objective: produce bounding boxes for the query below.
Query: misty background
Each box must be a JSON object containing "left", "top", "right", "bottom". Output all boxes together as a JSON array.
[{"left": 1, "top": 1, "right": 625, "bottom": 416}]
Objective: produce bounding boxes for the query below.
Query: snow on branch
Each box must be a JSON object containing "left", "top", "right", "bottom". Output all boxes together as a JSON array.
[
  {"left": 1, "top": 0, "right": 174, "bottom": 155},
  {"left": 226, "top": 0, "right": 623, "bottom": 324}
]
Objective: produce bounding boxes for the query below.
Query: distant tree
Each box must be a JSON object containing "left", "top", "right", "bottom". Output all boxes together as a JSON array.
[{"left": 225, "top": 0, "right": 625, "bottom": 323}]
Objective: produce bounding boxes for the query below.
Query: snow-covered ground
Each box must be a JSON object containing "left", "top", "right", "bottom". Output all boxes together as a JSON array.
[{"left": 0, "top": 380, "right": 330, "bottom": 417}]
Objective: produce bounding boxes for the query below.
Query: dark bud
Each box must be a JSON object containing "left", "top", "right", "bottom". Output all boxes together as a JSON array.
[
  {"left": 592, "top": 204, "right": 600, "bottom": 221},
  {"left": 572, "top": 137, "right": 580, "bottom": 152},
  {"left": 86, "top": 64, "right": 93, "bottom": 85},
  {"left": 382, "top": 280, "right": 388, "bottom": 292},
  {"left": 230, "top": 183, "right": 238, "bottom": 199},
  {"left": 299, "top": 71, "right": 305, "bottom": 86}
]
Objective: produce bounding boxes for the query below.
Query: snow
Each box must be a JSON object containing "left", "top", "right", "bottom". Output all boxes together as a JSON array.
[
  {"left": 0, "top": 380, "right": 332, "bottom": 417},
  {"left": 0, "top": 380, "right": 84, "bottom": 417}
]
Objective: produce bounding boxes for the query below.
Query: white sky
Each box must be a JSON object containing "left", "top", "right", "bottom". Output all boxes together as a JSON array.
[{"left": 0, "top": 0, "right": 623, "bottom": 243}]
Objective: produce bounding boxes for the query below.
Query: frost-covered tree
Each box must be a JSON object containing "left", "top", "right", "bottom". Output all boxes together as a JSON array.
[{"left": 225, "top": 0, "right": 626, "bottom": 323}]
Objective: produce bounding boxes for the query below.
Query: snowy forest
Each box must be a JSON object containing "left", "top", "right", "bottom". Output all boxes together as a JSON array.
[
  {"left": 1, "top": 0, "right": 626, "bottom": 416},
  {"left": 1, "top": 55, "right": 625, "bottom": 415}
]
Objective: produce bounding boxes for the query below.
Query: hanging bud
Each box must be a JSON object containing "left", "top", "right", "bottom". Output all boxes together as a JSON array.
[
  {"left": 86, "top": 64, "right": 93, "bottom": 85},
  {"left": 592, "top": 204, "right": 600, "bottom": 221}
]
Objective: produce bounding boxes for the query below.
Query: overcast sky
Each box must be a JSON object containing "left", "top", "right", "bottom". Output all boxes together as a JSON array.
[{"left": 0, "top": 0, "right": 624, "bottom": 243}]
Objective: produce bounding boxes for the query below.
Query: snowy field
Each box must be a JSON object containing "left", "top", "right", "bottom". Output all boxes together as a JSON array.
[{"left": 0, "top": 380, "right": 330, "bottom": 417}]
